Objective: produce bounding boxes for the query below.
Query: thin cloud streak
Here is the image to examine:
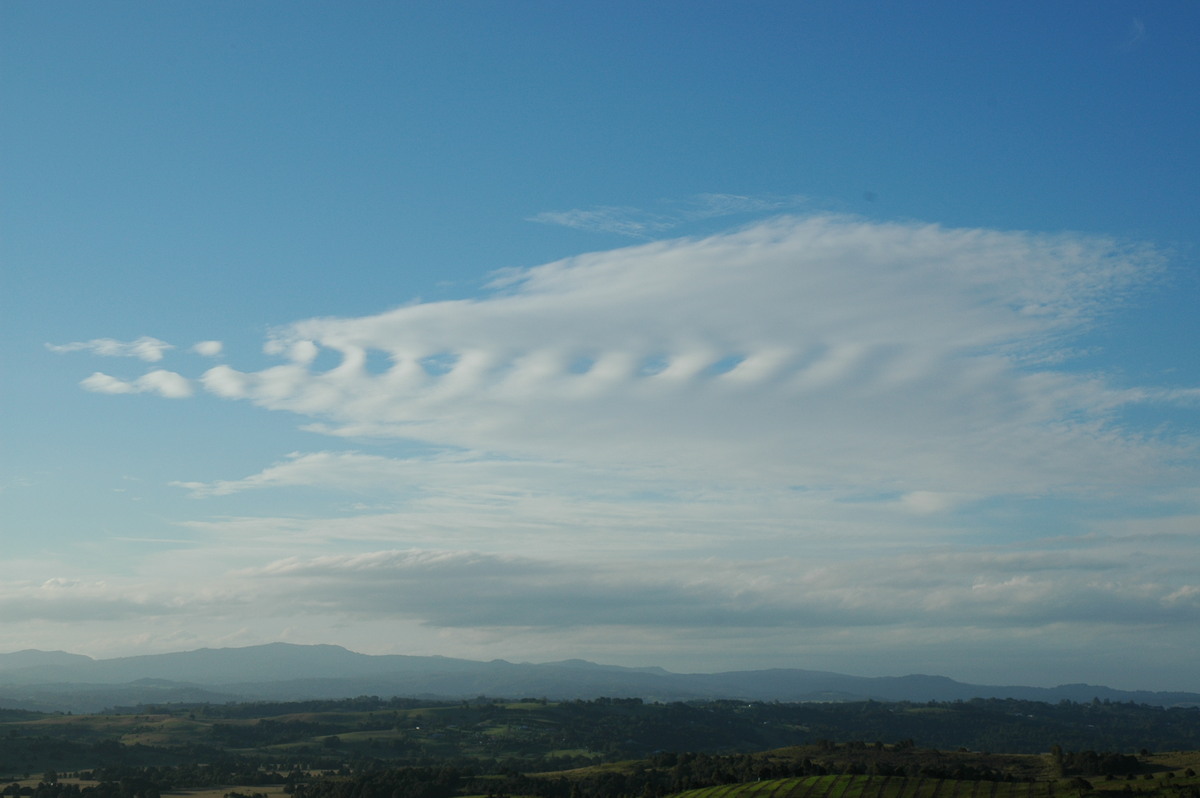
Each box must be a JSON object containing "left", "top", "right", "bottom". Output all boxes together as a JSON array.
[
  {"left": 528, "top": 194, "right": 808, "bottom": 237},
  {"left": 48, "top": 336, "right": 174, "bottom": 362}
]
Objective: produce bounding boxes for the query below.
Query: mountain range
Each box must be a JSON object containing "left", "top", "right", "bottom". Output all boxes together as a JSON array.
[{"left": 0, "top": 643, "right": 1196, "bottom": 714}]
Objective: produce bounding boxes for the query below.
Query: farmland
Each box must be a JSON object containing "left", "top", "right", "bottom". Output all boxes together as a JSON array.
[
  {"left": 0, "top": 697, "right": 1198, "bottom": 798},
  {"left": 671, "top": 750, "right": 1200, "bottom": 798}
]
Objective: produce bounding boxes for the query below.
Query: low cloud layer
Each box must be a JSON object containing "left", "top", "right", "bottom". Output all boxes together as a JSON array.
[{"left": 239, "top": 544, "right": 1200, "bottom": 631}]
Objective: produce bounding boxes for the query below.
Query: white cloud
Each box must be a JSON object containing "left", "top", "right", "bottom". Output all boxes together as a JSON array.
[
  {"left": 58, "top": 215, "right": 1200, "bottom": 684},
  {"left": 192, "top": 340, "right": 224, "bottom": 357},
  {"left": 186, "top": 215, "right": 1176, "bottom": 501},
  {"left": 138, "top": 369, "right": 194, "bottom": 398},
  {"left": 80, "top": 372, "right": 139, "bottom": 395},
  {"left": 200, "top": 364, "right": 252, "bottom": 398},
  {"left": 81, "top": 369, "right": 193, "bottom": 398},
  {"left": 48, "top": 336, "right": 173, "bottom": 362}
]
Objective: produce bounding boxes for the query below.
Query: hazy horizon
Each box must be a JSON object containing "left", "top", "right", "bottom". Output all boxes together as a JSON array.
[
  {"left": 4, "top": 640, "right": 1199, "bottom": 697},
  {"left": 4, "top": 3, "right": 1199, "bottom": 693}
]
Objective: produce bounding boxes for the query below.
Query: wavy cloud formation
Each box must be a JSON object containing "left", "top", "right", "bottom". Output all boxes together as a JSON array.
[{"left": 191, "top": 215, "right": 1175, "bottom": 501}]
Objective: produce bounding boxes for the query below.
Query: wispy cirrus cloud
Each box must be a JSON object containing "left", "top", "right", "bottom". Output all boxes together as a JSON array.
[
  {"left": 527, "top": 205, "right": 675, "bottom": 238},
  {"left": 527, "top": 193, "right": 807, "bottom": 237},
  {"left": 1121, "top": 17, "right": 1147, "bottom": 50},
  {"left": 47, "top": 336, "right": 174, "bottom": 362},
  {"left": 172, "top": 450, "right": 440, "bottom": 497}
]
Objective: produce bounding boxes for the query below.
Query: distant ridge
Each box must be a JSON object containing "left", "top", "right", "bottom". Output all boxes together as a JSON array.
[
  {"left": 0, "top": 643, "right": 1196, "bottom": 714},
  {"left": 0, "top": 649, "right": 94, "bottom": 670}
]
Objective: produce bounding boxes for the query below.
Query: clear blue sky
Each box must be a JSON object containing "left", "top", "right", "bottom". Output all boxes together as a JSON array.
[{"left": 3, "top": 1, "right": 1199, "bottom": 690}]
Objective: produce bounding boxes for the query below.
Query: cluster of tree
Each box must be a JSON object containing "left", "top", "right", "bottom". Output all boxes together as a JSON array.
[
  {"left": 119, "top": 695, "right": 1200, "bottom": 759},
  {"left": 726, "top": 698, "right": 1200, "bottom": 755},
  {"left": 0, "top": 712, "right": 43, "bottom": 724},
  {"left": 0, "top": 734, "right": 240, "bottom": 774},
  {"left": 210, "top": 720, "right": 346, "bottom": 748},
  {"left": 292, "top": 766, "right": 464, "bottom": 798},
  {"left": 4, "top": 776, "right": 164, "bottom": 798},
  {"left": 0, "top": 743, "right": 1176, "bottom": 798},
  {"left": 3, "top": 695, "right": 1199, "bottom": 778},
  {"left": 135, "top": 696, "right": 438, "bottom": 720},
  {"left": 1, "top": 763, "right": 306, "bottom": 798},
  {"left": 1050, "top": 746, "right": 1143, "bottom": 777}
]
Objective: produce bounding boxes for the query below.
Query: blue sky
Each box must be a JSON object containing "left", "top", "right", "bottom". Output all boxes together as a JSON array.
[{"left": 3, "top": 1, "right": 1200, "bottom": 690}]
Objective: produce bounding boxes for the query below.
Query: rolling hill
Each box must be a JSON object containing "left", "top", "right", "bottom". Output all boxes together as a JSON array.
[{"left": 0, "top": 643, "right": 1196, "bottom": 713}]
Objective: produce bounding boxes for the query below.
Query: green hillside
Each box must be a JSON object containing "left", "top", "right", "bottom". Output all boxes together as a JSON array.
[{"left": 0, "top": 697, "right": 1197, "bottom": 798}]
